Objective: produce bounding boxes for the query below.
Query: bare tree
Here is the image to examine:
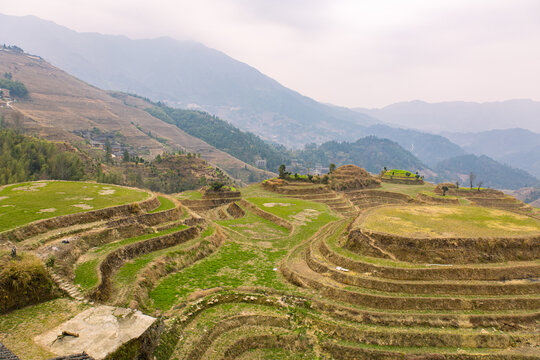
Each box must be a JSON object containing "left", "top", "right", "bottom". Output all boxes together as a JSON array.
[
  {"left": 469, "top": 172, "right": 476, "bottom": 189},
  {"left": 477, "top": 181, "right": 483, "bottom": 192}
]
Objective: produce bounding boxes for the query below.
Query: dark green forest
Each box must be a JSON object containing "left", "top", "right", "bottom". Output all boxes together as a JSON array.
[
  {"left": 0, "top": 128, "right": 85, "bottom": 184},
  {"left": 0, "top": 123, "right": 226, "bottom": 193},
  {"left": 146, "top": 104, "right": 290, "bottom": 172},
  {"left": 0, "top": 73, "right": 28, "bottom": 98},
  {"left": 296, "top": 136, "right": 426, "bottom": 174}
]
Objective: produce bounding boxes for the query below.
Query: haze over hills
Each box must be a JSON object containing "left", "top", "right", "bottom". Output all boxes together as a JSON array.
[
  {"left": 295, "top": 136, "right": 427, "bottom": 175},
  {"left": 0, "top": 13, "right": 489, "bottom": 168},
  {"left": 1, "top": 46, "right": 537, "bottom": 190},
  {"left": 0, "top": 13, "right": 379, "bottom": 147},
  {"left": 361, "top": 125, "right": 465, "bottom": 167},
  {"left": 434, "top": 154, "right": 538, "bottom": 190},
  {"left": 354, "top": 99, "right": 540, "bottom": 134},
  {"left": 443, "top": 128, "right": 540, "bottom": 178},
  {"left": 0, "top": 13, "right": 537, "bottom": 191}
]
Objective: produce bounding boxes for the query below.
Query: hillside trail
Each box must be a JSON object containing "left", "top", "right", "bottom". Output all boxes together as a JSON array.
[{"left": 48, "top": 269, "right": 87, "bottom": 302}]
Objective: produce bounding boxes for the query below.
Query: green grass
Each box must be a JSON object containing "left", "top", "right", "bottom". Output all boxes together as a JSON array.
[
  {"left": 73, "top": 258, "right": 99, "bottom": 290},
  {"left": 378, "top": 182, "right": 435, "bottom": 197},
  {"left": 149, "top": 196, "right": 338, "bottom": 310},
  {"left": 0, "top": 181, "right": 149, "bottom": 232},
  {"left": 148, "top": 195, "right": 176, "bottom": 213},
  {"left": 420, "top": 191, "right": 458, "bottom": 199},
  {"left": 247, "top": 197, "right": 332, "bottom": 221},
  {"left": 331, "top": 339, "right": 501, "bottom": 355},
  {"left": 237, "top": 348, "right": 316, "bottom": 360},
  {"left": 239, "top": 183, "right": 283, "bottom": 198},
  {"left": 92, "top": 224, "right": 187, "bottom": 255},
  {"left": 382, "top": 169, "right": 420, "bottom": 179},
  {"left": 114, "top": 227, "right": 216, "bottom": 287},
  {"left": 176, "top": 190, "right": 202, "bottom": 200},
  {"left": 73, "top": 223, "right": 188, "bottom": 290},
  {"left": 362, "top": 205, "right": 540, "bottom": 237},
  {"left": 456, "top": 187, "right": 489, "bottom": 192},
  {"left": 218, "top": 210, "right": 289, "bottom": 239}
]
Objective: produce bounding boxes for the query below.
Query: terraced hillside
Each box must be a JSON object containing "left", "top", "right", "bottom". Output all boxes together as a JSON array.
[
  {"left": 1, "top": 175, "right": 539, "bottom": 359},
  {"left": 0, "top": 49, "right": 273, "bottom": 184}
]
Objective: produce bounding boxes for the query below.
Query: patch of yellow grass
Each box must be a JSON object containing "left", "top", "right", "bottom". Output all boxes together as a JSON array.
[{"left": 362, "top": 205, "right": 540, "bottom": 238}]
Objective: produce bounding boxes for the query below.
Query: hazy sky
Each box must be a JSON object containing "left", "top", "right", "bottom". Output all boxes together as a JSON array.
[{"left": 2, "top": 0, "right": 539, "bottom": 107}]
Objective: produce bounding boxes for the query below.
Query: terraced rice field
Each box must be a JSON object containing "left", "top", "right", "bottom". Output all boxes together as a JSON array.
[
  {"left": 362, "top": 205, "right": 540, "bottom": 237},
  {"left": 1, "top": 175, "right": 539, "bottom": 359},
  {"left": 0, "top": 181, "right": 150, "bottom": 231}
]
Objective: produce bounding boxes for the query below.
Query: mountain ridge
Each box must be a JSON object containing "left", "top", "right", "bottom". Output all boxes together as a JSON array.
[
  {"left": 354, "top": 99, "right": 540, "bottom": 133},
  {"left": 0, "top": 13, "right": 379, "bottom": 147},
  {"left": 0, "top": 48, "right": 273, "bottom": 184}
]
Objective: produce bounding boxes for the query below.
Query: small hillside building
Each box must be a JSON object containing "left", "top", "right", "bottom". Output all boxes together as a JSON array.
[
  {"left": 0, "top": 88, "right": 10, "bottom": 99},
  {"left": 255, "top": 159, "right": 267, "bottom": 169}
]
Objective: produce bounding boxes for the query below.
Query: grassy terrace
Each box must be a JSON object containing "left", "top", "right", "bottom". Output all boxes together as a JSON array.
[
  {"left": 378, "top": 181, "right": 435, "bottom": 197},
  {"left": 382, "top": 169, "right": 420, "bottom": 179},
  {"left": 176, "top": 190, "right": 202, "bottom": 200},
  {"left": 73, "top": 223, "right": 188, "bottom": 291},
  {"left": 148, "top": 195, "right": 176, "bottom": 213},
  {"left": 361, "top": 205, "right": 540, "bottom": 237},
  {"left": 4, "top": 180, "right": 539, "bottom": 359},
  {"left": 113, "top": 226, "right": 216, "bottom": 288},
  {"left": 419, "top": 191, "right": 471, "bottom": 205},
  {"left": 0, "top": 181, "right": 149, "bottom": 232},
  {"left": 149, "top": 186, "right": 339, "bottom": 310},
  {"left": 217, "top": 211, "right": 289, "bottom": 239},
  {"left": 323, "top": 223, "right": 540, "bottom": 270}
]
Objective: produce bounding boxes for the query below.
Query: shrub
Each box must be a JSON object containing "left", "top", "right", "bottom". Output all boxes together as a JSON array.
[
  {"left": 209, "top": 182, "right": 225, "bottom": 191},
  {"left": 0, "top": 254, "right": 56, "bottom": 313},
  {"left": 45, "top": 255, "right": 55, "bottom": 268}
]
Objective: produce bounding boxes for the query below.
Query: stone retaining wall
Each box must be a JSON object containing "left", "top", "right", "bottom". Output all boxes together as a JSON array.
[
  {"left": 91, "top": 226, "right": 199, "bottom": 301},
  {"left": 416, "top": 193, "right": 460, "bottom": 204},
  {"left": 381, "top": 177, "right": 424, "bottom": 185},
  {"left": 346, "top": 229, "right": 540, "bottom": 264}
]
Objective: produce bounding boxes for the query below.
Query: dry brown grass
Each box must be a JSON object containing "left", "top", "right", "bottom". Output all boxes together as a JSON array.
[{"left": 361, "top": 205, "right": 540, "bottom": 237}]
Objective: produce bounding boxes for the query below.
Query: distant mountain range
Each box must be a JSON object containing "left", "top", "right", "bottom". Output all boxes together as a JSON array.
[
  {"left": 0, "top": 13, "right": 379, "bottom": 148},
  {"left": 360, "top": 125, "right": 465, "bottom": 167},
  {"left": 354, "top": 99, "right": 540, "bottom": 134},
  {"left": 0, "top": 13, "right": 537, "bottom": 191},
  {"left": 294, "top": 136, "right": 428, "bottom": 175},
  {"left": 442, "top": 128, "right": 540, "bottom": 178},
  {"left": 434, "top": 154, "right": 538, "bottom": 190}
]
